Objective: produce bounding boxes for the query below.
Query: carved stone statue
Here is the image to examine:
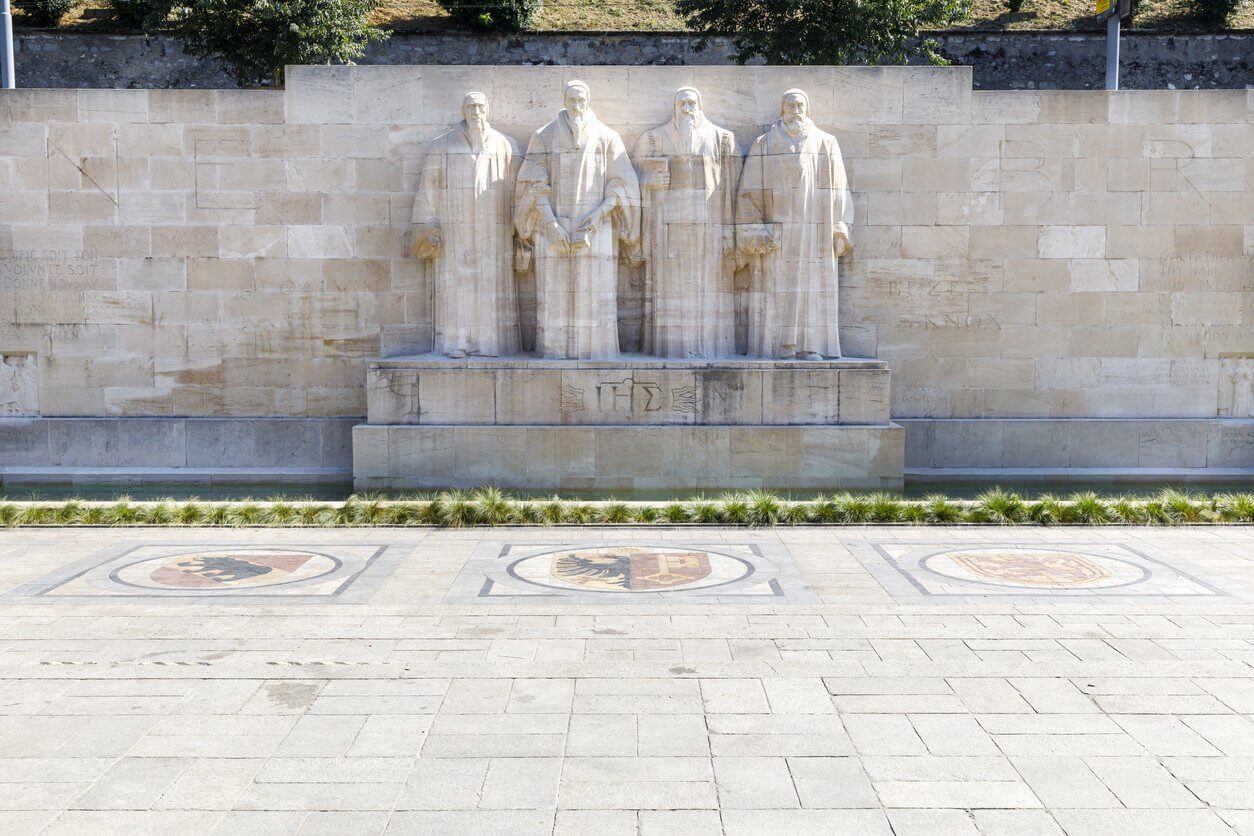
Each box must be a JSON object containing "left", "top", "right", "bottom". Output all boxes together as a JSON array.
[
  {"left": 515, "top": 80, "right": 641, "bottom": 359},
  {"left": 411, "top": 91, "right": 521, "bottom": 358},
  {"left": 633, "top": 87, "right": 740, "bottom": 359},
  {"left": 737, "top": 89, "right": 853, "bottom": 360}
]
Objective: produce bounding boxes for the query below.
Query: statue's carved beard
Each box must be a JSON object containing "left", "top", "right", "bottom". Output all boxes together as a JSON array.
[
  {"left": 568, "top": 109, "right": 588, "bottom": 136},
  {"left": 783, "top": 115, "right": 811, "bottom": 137},
  {"left": 465, "top": 116, "right": 487, "bottom": 151},
  {"left": 677, "top": 112, "right": 704, "bottom": 152}
]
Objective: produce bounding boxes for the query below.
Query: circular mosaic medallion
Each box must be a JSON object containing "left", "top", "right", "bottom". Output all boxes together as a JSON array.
[
  {"left": 508, "top": 546, "right": 754, "bottom": 593},
  {"left": 111, "top": 549, "right": 341, "bottom": 591},
  {"left": 922, "top": 548, "right": 1148, "bottom": 590}
]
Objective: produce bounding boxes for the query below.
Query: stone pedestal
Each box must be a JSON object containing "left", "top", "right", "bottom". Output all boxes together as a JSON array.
[{"left": 353, "top": 356, "right": 904, "bottom": 491}]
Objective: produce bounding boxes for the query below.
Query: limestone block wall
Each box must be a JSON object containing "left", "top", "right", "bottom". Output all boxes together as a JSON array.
[{"left": 1, "top": 66, "right": 1251, "bottom": 470}]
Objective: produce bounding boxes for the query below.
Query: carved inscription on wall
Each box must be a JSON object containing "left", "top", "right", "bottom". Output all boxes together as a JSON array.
[
  {"left": 580, "top": 378, "right": 698, "bottom": 416},
  {"left": 0, "top": 249, "right": 104, "bottom": 289}
]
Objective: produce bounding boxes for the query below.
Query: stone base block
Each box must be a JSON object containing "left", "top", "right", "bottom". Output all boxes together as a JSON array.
[
  {"left": 352, "top": 423, "right": 905, "bottom": 491},
  {"left": 367, "top": 355, "right": 891, "bottom": 426}
]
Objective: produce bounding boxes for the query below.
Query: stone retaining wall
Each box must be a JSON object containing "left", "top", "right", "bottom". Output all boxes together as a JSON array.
[{"left": 13, "top": 31, "right": 1254, "bottom": 91}]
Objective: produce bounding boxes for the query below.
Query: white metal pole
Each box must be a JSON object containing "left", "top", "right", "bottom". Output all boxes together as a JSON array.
[
  {"left": 1105, "top": 13, "right": 1120, "bottom": 91},
  {"left": 1, "top": 0, "right": 14, "bottom": 89}
]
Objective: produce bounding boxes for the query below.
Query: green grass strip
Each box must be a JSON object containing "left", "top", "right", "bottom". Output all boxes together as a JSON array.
[{"left": 0, "top": 488, "right": 1251, "bottom": 527}]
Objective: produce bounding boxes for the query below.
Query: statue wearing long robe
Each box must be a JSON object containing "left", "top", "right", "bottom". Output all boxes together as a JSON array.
[
  {"left": 633, "top": 97, "right": 740, "bottom": 359},
  {"left": 737, "top": 106, "right": 852, "bottom": 359},
  {"left": 515, "top": 105, "right": 640, "bottom": 359},
  {"left": 412, "top": 118, "right": 520, "bottom": 357}
]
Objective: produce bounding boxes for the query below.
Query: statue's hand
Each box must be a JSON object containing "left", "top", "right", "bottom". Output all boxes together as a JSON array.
[
  {"left": 737, "top": 224, "right": 778, "bottom": 256},
  {"left": 834, "top": 231, "right": 853, "bottom": 258},
  {"left": 645, "top": 169, "right": 670, "bottom": 191},
  {"left": 543, "top": 220, "right": 571, "bottom": 253}
]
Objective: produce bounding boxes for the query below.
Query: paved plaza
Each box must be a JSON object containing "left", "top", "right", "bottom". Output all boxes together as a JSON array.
[{"left": 0, "top": 525, "right": 1251, "bottom": 834}]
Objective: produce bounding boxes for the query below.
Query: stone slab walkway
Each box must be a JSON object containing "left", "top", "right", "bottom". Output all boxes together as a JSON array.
[{"left": 0, "top": 525, "right": 1251, "bottom": 834}]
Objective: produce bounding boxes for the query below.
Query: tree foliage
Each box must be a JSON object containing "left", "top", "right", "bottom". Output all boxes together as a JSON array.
[
  {"left": 15, "top": 0, "right": 79, "bottom": 27},
  {"left": 171, "top": 0, "right": 389, "bottom": 87},
  {"left": 106, "top": 0, "right": 174, "bottom": 30},
  {"left": 675, "top": 0, "right": 969, "bottom": 65},
  {"left": 1186, "top": 0, "right": 1239, "bottom": 26},
  {"left": 436, "top": 0, "right": 542, "bottom": 30}
]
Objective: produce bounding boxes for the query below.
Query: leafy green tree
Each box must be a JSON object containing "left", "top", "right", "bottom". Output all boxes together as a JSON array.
[
  {"left": 15, "top": 0, "right": 79, "bottom": 27},
  {"left": 675, "top": 0, "right": 969, "bottom": 65},
  {"left": 436, "top": 0, "right": 541, "bottom": 30},
  {"left": 106, "top": 0, "right": 174, "bottom": 30},
  {"left": 1186, "top": 0, "right": 1239, "bottom": 26},
  {"left": 171, "top": 0, "right": 389, "bottom": 87}
]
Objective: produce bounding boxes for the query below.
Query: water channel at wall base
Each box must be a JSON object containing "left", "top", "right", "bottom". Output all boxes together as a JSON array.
[{"left": 0, "top": 480, "right": 1248, "bottom": 503}]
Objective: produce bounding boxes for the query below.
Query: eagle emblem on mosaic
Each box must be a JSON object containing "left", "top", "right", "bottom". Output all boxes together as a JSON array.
[
  {"left": 946, "top": 549, "right": 1114, "bottom": 588},
  {"left": 551, "top": 547, "right": 712, "bottom": 591},
  {"left": 148, "top": 551, "right": 328, "bottom": 589}
]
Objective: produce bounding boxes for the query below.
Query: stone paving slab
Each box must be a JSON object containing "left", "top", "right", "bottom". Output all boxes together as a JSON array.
[{"left": 0, "top": 526, "right": 1251, "bottom": 833}]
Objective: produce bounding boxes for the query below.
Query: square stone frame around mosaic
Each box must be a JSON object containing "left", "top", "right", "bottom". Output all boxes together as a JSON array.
[
  {"left": 444, "top": 539, "right": 820, "bottom": 604},
  {"left": 848, "top": 539, "right": 1231, "bottom": 601},
  {"left": 5, "top": 540, "right": 413, "bottom": 604}
]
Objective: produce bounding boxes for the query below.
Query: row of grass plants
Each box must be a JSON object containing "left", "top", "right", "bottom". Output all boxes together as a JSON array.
[{"left": 0, "top": 488, "right": 1251, "bottom": 527}]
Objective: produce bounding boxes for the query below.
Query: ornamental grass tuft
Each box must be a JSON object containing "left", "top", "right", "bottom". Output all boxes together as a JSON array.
[
  {"left": 1216, "top": 492, "right": 1254, "bottom": 523},
  {"left": 690, "top": 500, "right": 721, "bottom": 524},
  {"left": 597, "top": 501, "right": 633, "bottom": 524},
  {"left": 1064, "top": 491, "right": 1111, "bottom": 524},
  {"left": 869, "top": 492, "right": 905, "bottom": 523},
  {"left": 923, "top": 494, "right": 964, "bottom": 524},
  {"left": 470, "top": 487, "right": 516, "bottom": 525},
  {"left": 745, "top": 491, "right": 782, "bottom": 527},
  {"left": 715, "top": 493, "right": 749, "bottom": 525},
  {"left": 973, "top": 488, "right": 1026, "bottom": 524}
]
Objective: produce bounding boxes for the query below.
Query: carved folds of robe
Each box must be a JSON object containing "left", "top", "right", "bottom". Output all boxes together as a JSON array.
[
  {"left": 737, "top": 122, "right": 853, "bottom": 359},
  {"left": 412, "top": 124, "right": 521, "bottom": 357},
  {"left": 633, "top": 120, "right": 740, "bottom": 359},
  {"left": 515, "top": 111, "right": 641, "bottom": 359}
]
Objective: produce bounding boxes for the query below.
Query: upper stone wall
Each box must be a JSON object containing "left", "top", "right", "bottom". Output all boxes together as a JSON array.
[
  {"left": 1, "top": 66, "right": 1250, "bottom": 420},
  {"left": 13, "top": 31, "right": 1254, "bottom": 91}
]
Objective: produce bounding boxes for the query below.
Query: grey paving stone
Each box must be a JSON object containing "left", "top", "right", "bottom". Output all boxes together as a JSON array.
[
  {"left": 555, "top": 810, "right": 637, "bottom": 835},
  {"left": 970, "top": 809, "right": 1066, "bottom": 835},
  {"left": 1083, "top": 756, "right": 1205, "bottom": 808},
  {"left": 887, "top": 809, "right": 980, "bottom": 836},
  {"left": 713, "top": 757, "right": 801, "bottom": 809},
  {"left": 1050, "top": 808, "right": 1234, "bottom": 836},
  {"left": 873, "top": 780, "right": 1042, "bottom": 809},
  {"left": 71, "top": 757, "right": 189, "bottom": 810},
  {"left": 566, "top": 714, "right": 637, "bottom": 756},
  {"left": 394, "top": 758, "right": 487, "bottom": 810},
  {"left": 844, "top": 714, "right": 929, "bottom": 756},
  {"left": 787, "top": 756, "right": 879, "bottom": 809},
  {"left": 910, "top": 713, "right": 1001, "bottom": 756},
  {"left": 637, "top": 714, "right": 709, "bottom": 756},
  {"left": 480, "top": 757, "right": 562, "bottom": 809},
  {"left": 297, "top": 811, "right": 390, "bottom": 836},
  {"left": 721, "top": 809, "right": 892, "bottom": 835},
  {"left": 274, "top": 715, "right": 368, "bottom": 758},
  {"left": 386, "top": 810, "right": 554, "bottom": 834},
  {"left": 637, "top": 810, "right": 722, "bottom": 835},
  {"left": 1011, "top": 756, "right": 1122, "bottom": 809}
]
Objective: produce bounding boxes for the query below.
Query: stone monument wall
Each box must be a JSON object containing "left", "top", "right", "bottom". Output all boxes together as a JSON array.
[{"left": 1, "top": 66, "right": 1250, "bottom": 477}]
